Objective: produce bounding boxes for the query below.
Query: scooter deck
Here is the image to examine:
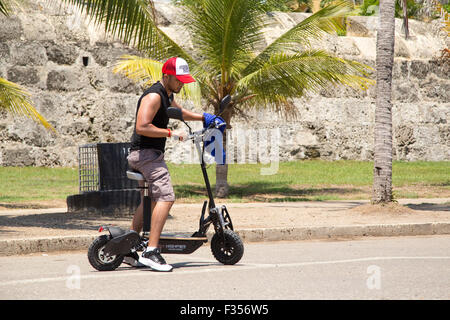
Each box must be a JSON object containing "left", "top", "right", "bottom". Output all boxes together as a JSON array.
[
  {"left": 160, "top": 232, "right": 207, "bottom": 241},
  {"left": 158, "top": 232, "right": 208, "bottom": 254}
]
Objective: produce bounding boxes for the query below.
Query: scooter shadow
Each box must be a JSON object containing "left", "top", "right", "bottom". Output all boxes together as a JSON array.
[
  {"left": 114, "top": 261, "right": 221, "bottom": 272},
  {"left": 148, "top": 261, "right": 221, "bottom": 270}
]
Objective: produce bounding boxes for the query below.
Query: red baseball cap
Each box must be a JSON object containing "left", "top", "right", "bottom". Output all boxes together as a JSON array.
[{"left": 162, "top": 57, "right": 196, "bottom": 84}]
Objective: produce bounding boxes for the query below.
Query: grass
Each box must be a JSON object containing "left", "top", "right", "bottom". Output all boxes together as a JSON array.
[
  {"left": 170, "top": 160, "right": 449, "bottom": 202},
  {"left": 0, "top": 160, "right": 448, "bottom": 206},
  {"left": 0, "top": 167, "right": 78, "bottom": 203}
]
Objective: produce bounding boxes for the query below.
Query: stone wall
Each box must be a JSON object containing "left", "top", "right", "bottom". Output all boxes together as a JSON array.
[{"left": 0, "top": 1, "right": 448, "bottom": 167}]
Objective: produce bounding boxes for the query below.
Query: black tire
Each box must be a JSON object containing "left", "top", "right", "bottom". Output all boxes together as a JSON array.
[
  {"left": 211, "top": 229, "right": 244, "bottom": 265},
  {"left": 87, "top": 235, "right": 124, "bottom": 271}
]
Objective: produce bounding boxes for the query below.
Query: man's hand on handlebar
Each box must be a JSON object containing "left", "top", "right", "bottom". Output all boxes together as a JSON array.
[
  {"left": 170, "top": 130, "right": 188, "bottom": 141},
  {"left": 203, "top": 112, "right": 226, "bottom": 129}
]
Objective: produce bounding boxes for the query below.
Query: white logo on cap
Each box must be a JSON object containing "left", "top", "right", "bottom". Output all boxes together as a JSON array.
[{"left": 176, "top": 58, "right": 190, "bottom": 75}]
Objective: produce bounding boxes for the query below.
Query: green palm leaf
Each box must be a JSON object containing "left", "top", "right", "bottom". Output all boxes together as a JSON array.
[
  {"left": 237, "top": 50, "right": 374, "bottom": 113},
  {"left": 182, "top": 0, "right": 266, "bottom": 83},
  {"left": 56, "top": 0, "right": 195, "bottom": 64},
  {"left": 0, "top": 77, "right": 56, "bottom": 132},
  {"left": 0, "top": 0, "right": 9, "bottom": 16},
  {"left": 244, "top": 0, "right": 353, "bottom": 76}
]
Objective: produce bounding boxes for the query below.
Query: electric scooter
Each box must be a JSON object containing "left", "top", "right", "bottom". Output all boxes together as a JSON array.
[{"left": 87, "top": 95, "right": 244, "bottom": 271}]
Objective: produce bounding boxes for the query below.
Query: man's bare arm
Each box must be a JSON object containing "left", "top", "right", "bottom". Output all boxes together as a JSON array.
[{"left": 171, "top": 99, "right": 204, "bottom": 122}]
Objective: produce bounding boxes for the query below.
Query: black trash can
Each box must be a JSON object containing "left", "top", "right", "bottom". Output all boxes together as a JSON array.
[
  {"left": 97, "top": 143, "right": 138, "bottom": 191},
  {"left": 67, "top": 143, "right": 141, "bottom": 216}
]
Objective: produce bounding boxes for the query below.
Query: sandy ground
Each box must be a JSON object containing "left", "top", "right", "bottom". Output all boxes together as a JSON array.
[{"left": 0, "top": 198, "right": 448, "bottom": 240}]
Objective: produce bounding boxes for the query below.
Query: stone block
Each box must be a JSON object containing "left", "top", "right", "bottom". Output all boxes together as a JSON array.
[
  {"left": 1, "top": 147, "right": 35, "bottom": 166},
  {"left": 44, "top": 41, "right": 79, "bottom": 65},
  {"left": 0, "top": 15, "right": 23, "bottom": 41},
  {"left": 6, "top": 120, "right": 54, "bottom": 148},
  {"left": 328, "top": 36, "right": 361, "bottom": 57},
  {"left": 409, "top": 60, "right": 430, "bottom": 79},
  {"left": 7, "top": 66, "right": 40, "bottom": 86},
  {"left": 428, "top": 59, "right": 450, "bottom": 79},
  {"left": 392, "top": 81, "right": 419, "bottom": 103},
  {"left": 89, "top": 42, "right": 137, "bottom": 67},
  {"left": 346, "top": 16, "right": 377, "bottom": 37},
  {"left": 394, "top": 38, "right": 410, "bottom": 58},
  {"left": 352, "top": 37, "right": 376, "bottom": 59},
  {"left": 17, "top": 12, "right": 57, "bottom": 41},
  {"left": 422, "top": 80, "right": 450, "bottom": 102},
  {"left": 46, "top": 68, "right": 85, "bottom": 91},
  {"left": 393, "top": 60, "right": 409, "bottom": 79},
  {"left": 439, "top": 126, "right": 450, "bottom": 147},
  {"left": 11, "top": 42, "right": 48, "bottom": 66},
  {"left": 0, "top": 42, "right": 10, "bottom": 63},
  {"left": 107, "top": 72, "right": 140, "bottom": 94}
]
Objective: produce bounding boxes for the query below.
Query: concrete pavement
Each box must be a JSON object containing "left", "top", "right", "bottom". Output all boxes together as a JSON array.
[
  {"left": 1, "top": 236, "right": 450, "bottom": 299},
  {"left": 0, "top": 198, "right": 449, "bottom": 256}
]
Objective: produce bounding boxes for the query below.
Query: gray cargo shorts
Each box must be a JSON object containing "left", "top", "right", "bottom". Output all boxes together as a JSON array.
[{"left": 127, "top": 148, "right": 175, "bottom": 202}]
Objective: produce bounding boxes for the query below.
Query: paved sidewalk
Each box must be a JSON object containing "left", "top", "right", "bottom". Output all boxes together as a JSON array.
[{"left": 0, "top": 198, "right": 449, "bottom": 255}]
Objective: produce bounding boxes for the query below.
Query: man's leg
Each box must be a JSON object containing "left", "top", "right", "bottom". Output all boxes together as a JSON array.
[
  {"left": 148, "top": 201, "right": 174, "bottom": 248},
  {"left": 130, "top": 192, "right": 157, "bottom": 233},
  {"left": 139, "top": 200, "right": 174, "bottom": 272},
  {"left": 124, "top": 191, "right": 157, "bottom": 268}
]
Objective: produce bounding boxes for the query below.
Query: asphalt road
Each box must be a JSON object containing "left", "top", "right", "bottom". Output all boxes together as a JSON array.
[{"left": 1, "top": 235, "right": 449, "bottom": 300}]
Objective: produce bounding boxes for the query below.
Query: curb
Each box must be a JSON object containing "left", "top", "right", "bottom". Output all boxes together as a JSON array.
[
  {"left": 236, "top": 222, "right": 450, "bottom": 242},
  {"left": 1, "top": 222, "right": 449, "bottom": 256}
]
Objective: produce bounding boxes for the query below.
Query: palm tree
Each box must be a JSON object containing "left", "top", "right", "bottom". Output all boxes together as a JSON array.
[
  {"left": 58, "top": 0, "right": 374, "bottom": 197},
  {"left": 372, "top": 0, "right": 395, "bottom": 204},
  {"left": 0, "top": 0, "right": 55, "bottom": 132}
]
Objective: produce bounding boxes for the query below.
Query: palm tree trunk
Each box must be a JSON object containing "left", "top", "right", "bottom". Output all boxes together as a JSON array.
[
  {"left": 373, "top": 0, "right": 395, "bottom": 204},
  {"left": 215, "top": 109, "right": 232, "bottom": 198},
  {"left": 401, "top": 0, "right": 409, "bottom": 39}
]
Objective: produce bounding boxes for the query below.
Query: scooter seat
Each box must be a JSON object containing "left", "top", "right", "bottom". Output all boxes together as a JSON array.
[{"left": 126, "top": 170, "right": 145, "bottom": 181}]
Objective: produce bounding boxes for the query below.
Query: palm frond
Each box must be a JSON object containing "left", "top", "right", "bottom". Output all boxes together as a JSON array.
[
  {"left": 0, "top": 0, "right": 21, "bottom": 16},
  {"left": 113, "top": 55, "right": 201, "bottom": 106},
  {"left": 243, "top": 0, "right": 353, "bottom": 76},
  {"left": 182, "top": 0, "right": 266, "bottom": 84},
  {"left": 0, "top": 77, "right": 56, "bottom": 132},
  {"left": 0, "top": 0, "right": 10, "bottom": 16},
  {"left": 55, "top": 0, "right": 195, "bottom": 65},
  {"left": 238, "top": 50, "right": 374, "bottom": 110}
]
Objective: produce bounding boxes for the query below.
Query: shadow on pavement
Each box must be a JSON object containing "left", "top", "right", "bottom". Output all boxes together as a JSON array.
[
  {"left": 0, "top": 212, "right": 130, "bottom": 233},
  {"left": 405, "top": 202, "right": 450, "bottom": 212}
]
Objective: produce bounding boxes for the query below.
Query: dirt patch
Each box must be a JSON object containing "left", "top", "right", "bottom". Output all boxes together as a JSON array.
[
  {"left": 1, "top": 183, "right": 448, "bottom": 210},
  {"left": 0, "top": 199, "right": 67, "bottom": 210},
  {"left": 350, "top": 202, "right": 417, "bottom": 215}
]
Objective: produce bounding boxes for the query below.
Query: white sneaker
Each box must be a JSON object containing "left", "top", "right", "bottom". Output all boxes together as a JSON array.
[
  {"left": 139, "top": 248, "right": 173, "bottom": 272},
  {"left": 123, "top": 252, "right": 146, "bottom": 268}
]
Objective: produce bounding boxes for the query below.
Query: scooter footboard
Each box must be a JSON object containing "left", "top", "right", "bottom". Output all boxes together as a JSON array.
[{"left": 159, "top": 234, "right": 207, "bottom": 254}]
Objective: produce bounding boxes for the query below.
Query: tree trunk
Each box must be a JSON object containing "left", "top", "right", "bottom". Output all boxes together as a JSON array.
[
  {"left": 373, "top": 0, "right": 395, "bottom": 204},
  {"left": 215, "top": 109, "right": 232, "bottom": 198}
]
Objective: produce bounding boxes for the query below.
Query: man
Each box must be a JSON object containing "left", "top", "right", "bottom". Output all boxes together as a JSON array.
[{"left": 126, "top": 57, "right": 219, "bottom": 272}]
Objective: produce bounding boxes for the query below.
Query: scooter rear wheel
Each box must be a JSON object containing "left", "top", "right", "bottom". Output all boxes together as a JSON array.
[
  {"left": 88, "top": 235, "right": 124, "bottom": 271},
  {"left": 211, "top": 229, "right": 244, "bottom": 265}
]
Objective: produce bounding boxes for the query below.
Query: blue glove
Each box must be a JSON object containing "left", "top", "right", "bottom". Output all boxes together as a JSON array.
[
  {"left": 203, "top": 112, "right": 225, "bottom": 129},
  {"left": 203, "top": 113, "right": 226, "bottom": 165}
]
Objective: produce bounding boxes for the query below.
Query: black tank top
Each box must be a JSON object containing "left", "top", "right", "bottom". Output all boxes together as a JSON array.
[{"left": 130, "top": 81, "right": 174, "bottom": 152}]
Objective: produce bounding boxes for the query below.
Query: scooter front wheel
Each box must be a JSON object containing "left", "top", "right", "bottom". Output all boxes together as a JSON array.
[
  {"left": 88, "top": 235, "right": 124, "bottom": 271},
  {"left": 211, "top": 229, "right": 244, "bottom": 265}
]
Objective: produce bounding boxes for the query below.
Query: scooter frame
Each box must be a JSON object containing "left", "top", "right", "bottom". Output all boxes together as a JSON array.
[{"left": 88, "top": 95, "right": 243, "bottom": 270}]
